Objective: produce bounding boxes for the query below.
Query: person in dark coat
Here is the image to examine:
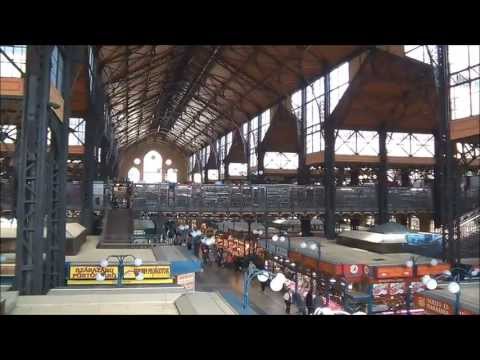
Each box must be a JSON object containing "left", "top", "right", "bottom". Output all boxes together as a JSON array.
[
  {"left": 305, "top": 289, "right": 314, "bottom": 315},
  {"left": 261, "top": 278, "right": 269, "bottom": 292},
  {"left": 283, "top": 289, "right": 293, "bottom": 314}
]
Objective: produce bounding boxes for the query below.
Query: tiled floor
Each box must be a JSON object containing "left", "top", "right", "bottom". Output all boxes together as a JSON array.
[{"left": 196, "top": 264, "right": 300, "bottom": 315}]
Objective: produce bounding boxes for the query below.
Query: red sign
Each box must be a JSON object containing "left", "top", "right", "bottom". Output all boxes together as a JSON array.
[
  {"left": 375, "top": 266, "right": 412, "bottom": 279},
  {"left": 414, "top": 294, "right": 475, "bottom": 315},
  {"left": 342, "top": 264, "right": 365, "bottom": 282}
]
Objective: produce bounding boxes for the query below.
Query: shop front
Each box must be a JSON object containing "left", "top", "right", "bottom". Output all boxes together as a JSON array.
[
  {"left": 365, "top": 262, "right": 451, "bottom": 314},
  {"left": 260, "top": 248, "right": 365, "bottom": 312}
]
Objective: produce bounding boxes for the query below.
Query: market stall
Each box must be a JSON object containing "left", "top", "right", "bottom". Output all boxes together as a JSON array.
[{"left": 257, "top": 235, "right": 451, "bottom": 314}]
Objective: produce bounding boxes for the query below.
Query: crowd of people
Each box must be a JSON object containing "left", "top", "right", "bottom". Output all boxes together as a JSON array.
[
  {"left": 133, "top": 218, "right": 326, "bottom": 315},
  {"left": 282, "top": 284, "right": 326, "bottom": 315}
]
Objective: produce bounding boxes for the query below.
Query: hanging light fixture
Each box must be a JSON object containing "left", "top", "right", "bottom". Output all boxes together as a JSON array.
[
  {"left": 135, "top": 272, "right": 145, "bottom": 281},
  {"left": 270, "top": 273, "right": 286, "bottom": 292}
]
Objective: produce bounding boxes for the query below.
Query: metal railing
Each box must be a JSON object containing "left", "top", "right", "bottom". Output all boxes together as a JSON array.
[
  {"left": 130, "top": 183, "right": 442, "bottom": 214},
  {"left": 0, "top": 179, "right": 477, "bottom": 216}
]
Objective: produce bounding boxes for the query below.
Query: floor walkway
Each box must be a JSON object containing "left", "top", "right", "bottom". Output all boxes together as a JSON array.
[{"left": 196, "top": 264, "right": 299, "bottom": 315}]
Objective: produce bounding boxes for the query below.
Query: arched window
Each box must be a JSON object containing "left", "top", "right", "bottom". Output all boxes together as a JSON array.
[
  {"left": 127, "top": 167, "right": 141, "bottom": 183},
  {"left": 166, "top": 168, "right": 178, "bottom": 183},
  {"left": 143, "top": 150, "right": 162, "bottom": 183}
]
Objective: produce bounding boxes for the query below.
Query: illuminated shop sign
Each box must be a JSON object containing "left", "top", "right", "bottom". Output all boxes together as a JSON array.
[{"left": 414, "top": 294, "right": 475, "bottom": 315}]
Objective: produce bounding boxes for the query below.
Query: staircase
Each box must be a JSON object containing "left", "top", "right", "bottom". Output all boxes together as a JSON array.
[
  {"left": 456, "top": 208, "right": 480, "bottom": 259},
  {"left": 99, "top": 208, "right": 134, "bottom": 246}
]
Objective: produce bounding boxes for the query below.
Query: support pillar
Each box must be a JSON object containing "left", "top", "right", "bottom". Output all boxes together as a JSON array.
[
  {"left": 81, "top": 110, "right": 97, "bottom": 233},
  {"left": 81, "top": 79, "right": 105, "bottom": 233},
  {"left": 337, "top": 166, "right": 345, "bottom": 186},
  {"left": 436, "top": 45, "right": 456, "bottom": 264},
  {"left": 257, "top": 149, "right": 265, "bottom": 183},
  {"left": 323, "top": 74, "right": 336, "bottom": 239},
  {"left": 350, "top": 168, "right": 359, "bottom": 186},
  {"left": 15, "top": 46, "right": 53, "bottom": 295},
  {"left": 377, "top": 127, "right": 388, "bottom": 224},
  {"left": 203, "top": 156, "right": 208, "bottom": 184},
  {"left": 44, "top": 47, "right": 74, "bottom": 289},
  {"left": 300, "top": 216, "right": 312, "bottom": 236},
  {"left": 418, "top": 214, "right": 432, "bottom": 233},
  {"left": 100, "top": 137, "right": 109, "bottom": 180},
  {"left": 396, "top": 214, "right": 408, "bottom": 226},
  {"left": 297, "top": 87, "right": 310, "bottom": 185},
  {"left": 401, "top": 169, "right": 411, "bottom": 187},
  {"left": 247, "top": 219, "right": 252, "bottom": 256}
]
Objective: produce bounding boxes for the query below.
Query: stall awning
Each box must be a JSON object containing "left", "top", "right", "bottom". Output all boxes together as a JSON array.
[{"left": 331, "top": 49, "right": 438, "bottom": 133}]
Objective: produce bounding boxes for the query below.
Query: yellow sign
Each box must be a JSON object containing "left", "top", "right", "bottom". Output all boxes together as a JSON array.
[
  {"left": 123, "top": 265, "right": 171, "bottom": 279},
  {"left": 122, "top": 279, "right": 174, "bottom": 285},
  {"left": 67, "top": 279, "right": 117, "bottom": 285},
  {"left": 69, "top": 265, "right": 118, "bottom": 280}
]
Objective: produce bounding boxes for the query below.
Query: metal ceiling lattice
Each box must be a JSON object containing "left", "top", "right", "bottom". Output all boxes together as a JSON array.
[{"left": 98, "top": 45, "right": 368, "bottom": 153}]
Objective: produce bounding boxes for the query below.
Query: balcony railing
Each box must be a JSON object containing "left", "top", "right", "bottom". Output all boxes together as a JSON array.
[
  {"left": 131, "top": 183, "right": 444, "bottom": 214},
  {"left": 1, "top": 179, "right": 477, "bottom": 216}
]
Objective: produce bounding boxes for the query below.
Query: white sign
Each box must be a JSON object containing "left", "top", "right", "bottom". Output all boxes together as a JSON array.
[
  {"left": 350, "top": 264, "right": 359, "bottom": 274},
  {"left": 177, "top": 273, "right": 195, "bottom": 291}
]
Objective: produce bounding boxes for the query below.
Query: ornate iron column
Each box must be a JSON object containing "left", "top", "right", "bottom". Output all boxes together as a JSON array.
[
  {"left": 377, "top": 127, "right": 388, "bottom": 224},
  {"left": 297, "top": 88, "right": 310, "bottom": 185},
  {"left": 350, "top": 167, "right": 359, "bottom": 186},
  {"left": 44, "top": 46, "right": 77, "bottom": 289},
  {"left": 323, "top": 74, "right": 336, "bottom": 239},
  {"left": 81, "top": 64, "right": 105, "bottom": 233},
  {"left": 435, "top": 45, "right": 456, "bottom": 264},
  {"left": 15, "top": 46, "right": 53, "bottom": 295},
  {"left": 81, "top": 109, "right": 97, "bottom": 233}
]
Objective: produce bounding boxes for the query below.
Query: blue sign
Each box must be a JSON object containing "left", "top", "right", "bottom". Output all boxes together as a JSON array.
[{"left": 406, "top": 233, "right": 442, "bottom": 246}]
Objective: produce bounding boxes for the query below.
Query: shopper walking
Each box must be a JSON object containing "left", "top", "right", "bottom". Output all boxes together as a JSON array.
[
  {"left": 261, "top": 279, "right": 267, "bottom": 292},
  {"left": 248, "top": 261, "right": 256, "bottom": 274},
  {"left": 283, "top": 289, "right": 293, "bottom": 314},
  {"left": 305, "top": 289, "right": 314, "bottom": 315},
  {"left": 216, "top": 247, "right": 223, "bottom": 267}
]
